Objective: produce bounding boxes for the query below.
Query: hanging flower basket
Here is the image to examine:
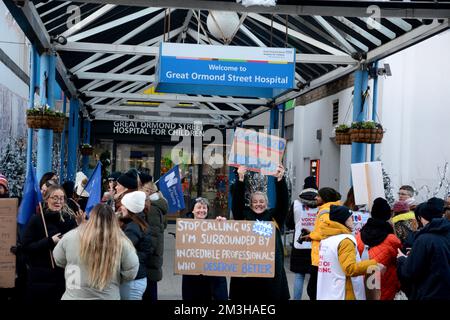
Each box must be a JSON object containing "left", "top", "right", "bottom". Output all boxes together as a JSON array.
[
  {"left": 350, "top": 121, "right": 384, "bottom": 144},
  {"left": 80, "top": 144, "right": 94, "bottom": 156},
  {"left": 26, "top": 104, "right": 66, "bottom": 132},
  {"left": 334, "top": 124, "right": 352, "bottom": 145}
]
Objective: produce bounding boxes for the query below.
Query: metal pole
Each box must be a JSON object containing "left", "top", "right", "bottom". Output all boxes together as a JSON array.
[
  {"left": 82, "top": 119, "right": 90, "bottom": 174},
  {"left": 267, "top": 107, "right": 280, "bottom": 208},
  {"left": 26, "top": 45, "right": 37, "bottom": 174},
  {"left": 371, "top": 61, "right": 379, "bottom": 162},
  {"left": 59, "top": 95, "right": 67, "bottom": 183},
  {"left": 351, "top": 68, "right": 369, "bottom": 165},
  {"left": 67, "top": 98, "right": 80, "bottom": 181}
]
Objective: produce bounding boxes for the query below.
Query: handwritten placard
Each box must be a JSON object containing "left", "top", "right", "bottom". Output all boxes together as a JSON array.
[
  {"left": 175, "top": 219, "right": 276, "bottom": 277},
  {"left": 0, "top": 198, "right": 18, "bottom": 288},
  {"left": 228, "top": 128, "right": 286, "bottom": 176}
]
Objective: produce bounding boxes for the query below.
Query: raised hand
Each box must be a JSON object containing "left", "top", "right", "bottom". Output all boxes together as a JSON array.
[
  {"left": 274, "top": 164, "right": 285, "bottom": 182},
  {"left": 237, "top": 166, "right": 247, "bottom": 182}
]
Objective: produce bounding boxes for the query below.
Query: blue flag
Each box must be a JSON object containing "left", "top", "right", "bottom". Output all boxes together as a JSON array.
[
  {"left": 17, "top": 165, "right": 43, "bottom": 226},
  {"left": 84, "top": 162, "right": 102, "bottom": 217},
  {"left": 158, "top": 165, "right": 185, "bottom": 213}
]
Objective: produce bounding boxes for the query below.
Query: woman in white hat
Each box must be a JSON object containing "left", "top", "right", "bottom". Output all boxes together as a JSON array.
[{"left": 119, "top": 191, "right": 152, "bottom": 300}]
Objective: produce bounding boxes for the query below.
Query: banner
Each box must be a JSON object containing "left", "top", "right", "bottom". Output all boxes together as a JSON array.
[
  {"left": 17, "top": 165, "right": 42, "bottom": 227},
  {"left": 0, "top": 198, "right": 18, "bottom": 288},
  {"left": 156, "top": 42, "right": 295, "bottom": 98},
  {"left": 228, "top": 128, "right": 286, "bottom": 176},
  {"left": 175, "top": 219, "right": 276, "bottom": 277},
  {"left": 158, "top": 165, "right": 185, "bottom": 213},
  {"left": 84, "top": 162, "right": 102, "bottom": 216}
]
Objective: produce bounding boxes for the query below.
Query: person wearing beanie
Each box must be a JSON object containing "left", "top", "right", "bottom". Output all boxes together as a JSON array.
[
  {"left": 119, "top": 191, "right": 151, "bottom": 300},
  {"left": 138, "top": 172, "right": 153, "bottom": 185},
  {"left": 392, "top": 200, "right": 419, "bottom": 245},
  {"left": 316, "top": 205, "right": 378, "bottom": 300},
  {"left": 0, "top": 174, "right": 9, "bottom": 198},
  {"left": 397, "top": 198, "right": 450, "bottom": 300},
  {"left": 307, "top": 187, "right": 341, "bottom": 300},
  {"left": 356, "top": 198, "right": 402, "bottom": 300},
  {"left": 286, "top": 176, "right": 318, "bottom": 300},
  {"left": 114, "top": 169, "right": 139, "bottom": 213},
  {"left": 229, "top": 165, "right": 290, "bottom": 301},
  {"left": 139, "top": 180, "right": 168, "bottom": 302},
  {"left": 182, "top": 197, "right": 228, "bottom": 301}
]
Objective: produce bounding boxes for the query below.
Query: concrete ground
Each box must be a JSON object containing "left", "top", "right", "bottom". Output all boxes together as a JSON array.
[{"left": 158, "top": 224, "right": 309, "bottom": 300}]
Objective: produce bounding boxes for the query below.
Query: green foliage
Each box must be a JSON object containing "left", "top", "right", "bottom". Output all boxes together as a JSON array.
[
  {"left": 335, "top": 124, "right": 350, "bottom": 133},
  {"left": 351, "top": 120, "right": 383, "bottom": 130},
  {"left": 26, "top": 104, "right": 65, "bottom": 118}
]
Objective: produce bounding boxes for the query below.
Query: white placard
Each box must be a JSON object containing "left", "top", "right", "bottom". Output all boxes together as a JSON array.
[{"left": 351, "top": 161, "right": 385, "bottom": 210}]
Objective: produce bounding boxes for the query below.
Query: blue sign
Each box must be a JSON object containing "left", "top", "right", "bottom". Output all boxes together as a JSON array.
[{"left": 156, "top": 43, "right": 296, "bottom": 98}]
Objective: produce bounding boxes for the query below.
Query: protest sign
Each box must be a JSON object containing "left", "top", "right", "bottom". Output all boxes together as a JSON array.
[
  {"left": 351, "top": 161, "right": 385, "bottom": 210},
  {"left": 352, "top": 210, "right": 371, "bottom": 234},
  {"left": 228, "top": 128, "right": 286, "bottom": 176},
  {"left": 293, "top": 201, "right": 318, "bottom": 250},
  {"left": 175, "top": 219, "right": 275, "bottom": 277},
  {"left": 0, "top": 198, "right": 18, "bottom": 288}
]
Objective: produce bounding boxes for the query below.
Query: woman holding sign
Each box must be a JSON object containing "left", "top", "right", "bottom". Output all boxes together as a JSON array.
[
  {"left": 229, "top": 165, "right": 290, "bottom": 301},
  {"left": 181, "top": 197, "right": 228, "bottom": 301}
]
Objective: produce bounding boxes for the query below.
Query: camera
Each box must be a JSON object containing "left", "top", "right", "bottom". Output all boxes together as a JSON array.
[{"left": 296, "top": 228, "right": 310, "bottom": 245}]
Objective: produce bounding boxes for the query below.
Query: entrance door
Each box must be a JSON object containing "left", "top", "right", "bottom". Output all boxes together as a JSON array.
[{"left": 116, "top": 144, "right": 155, "bottom": 176}]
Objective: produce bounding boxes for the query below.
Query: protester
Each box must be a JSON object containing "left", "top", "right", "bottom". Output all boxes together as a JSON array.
[
  {"left": 316, "top": 205, "right": 379, "bottom": 300},
  {"left": 139, "top": 176, "right": 168, "bottom": 301},
  {"left": 115, "top": 169, "right": 139, "bottom": 213},
  {"left": 0, "top": 174, "right": 9, "bottom": 198},
  {"left": 229, "top": 164, "right": 290, "bottom": 301},
  {"left": 397, "top": 198, "right": 450, "bottom": 300},
  {"left": 53, "top": 204, "right": 139, "bottom": 300},
  {"left": 102, "top": 172, "right": 121, "bottom": 208},
  {"left": 21, "top": 184, "right": 78, "bottom": 300},
  {"left": 181, "top": 197, "right": 228, "bottom": 301},
  {"left": 356, "top": 198, "right": 402, "bottom": 300},
  {"left": 73, "top": 172, "right": 89, "bottom": 211},
  {"left": 392, "top": 200, "right": 418, "bottom": 245},
  {"left": 307, "top": 187, "right": 342, "bottom": 300},
  {"left": 398, "top": 185, "right": 417, "bottom": 210},
  {"left": 39, "top": 172, "right": 58, "bottom": 192},
  {"left": 286, "top": 176, "right": 318, "bottom": 300}
]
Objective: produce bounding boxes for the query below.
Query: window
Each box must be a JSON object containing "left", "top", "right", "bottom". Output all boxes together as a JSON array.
[{"left": 332, "top": 100, "right": 339, "bottom": 125}]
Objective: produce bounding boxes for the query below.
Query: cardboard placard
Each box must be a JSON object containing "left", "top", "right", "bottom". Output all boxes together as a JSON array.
[
  {"left": 0, "top": 198, "right": 18, "bottom": 288},
  {"left": 351, "top": 161, "right": 385, "bottom": 210},
  {"left": 228, "top": 128, "right": 286, "bottom": 176},
  {"left": 175, "top": 219, "right": 276, "bottom": 278}
]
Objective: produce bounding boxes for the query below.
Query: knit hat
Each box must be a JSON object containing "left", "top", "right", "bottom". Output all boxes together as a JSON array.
[
  {"left": 371, "top": 197, "right": 392, "bottom": 221},
  {"left": 0, "top": 174, "right": 8, "bottom": 191},
  {"left": 121, "top": 191, "right": 146, "bottom": 214},
  {"left": 415, "top": 197, "right": 445, "bottom": 222},
  {"left": 107, "top": 171, "right": 121, "bottom": 181},
  {"left": 303, "top": 176, "right": 318, "bottom": 190},
  {"left": 329, "top": 205, "right": 353, "bottom": 226},
  {"left": 393, "top": 201, "right": 410, "bottom": 214},
  {"left": 318, "top": 187, "right": 341, "bottom": 203},
  {"left": 117, "top": 169, "right": 138, "bottom": 190},
  {"left": 139, "top": 172, "right": 153, "bottom": 185}
]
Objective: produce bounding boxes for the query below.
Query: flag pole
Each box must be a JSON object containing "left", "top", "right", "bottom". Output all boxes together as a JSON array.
[{"left": 38, "top": 203, "right": 55, "bottom": 269}]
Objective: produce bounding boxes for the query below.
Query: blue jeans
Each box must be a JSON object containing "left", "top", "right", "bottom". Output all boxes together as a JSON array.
[
  {"left": 120, "top": 278, "right": 147, "bottom": 300},
  {"left": 293, "top": 273, "right": 306, "bottom": 300}
]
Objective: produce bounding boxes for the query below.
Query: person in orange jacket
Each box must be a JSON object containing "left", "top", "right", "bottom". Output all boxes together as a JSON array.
[
  {"left": 306, "top": 187, "right": 341, "bottom": 300},
  {"left": 356, "top": 198, "right": 402, "bottom": 300}
]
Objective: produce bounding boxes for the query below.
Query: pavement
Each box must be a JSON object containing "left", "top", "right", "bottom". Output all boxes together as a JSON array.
[{"left": 158, "top": 224, "right": 309, "bottom": 300}]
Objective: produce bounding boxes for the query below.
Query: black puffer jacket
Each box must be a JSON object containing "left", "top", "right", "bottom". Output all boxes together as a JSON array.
[
  {"left": 122, "top": 212, "right": 152, "bottom": 280},
  {"left": 145, "top": 195, "right": 168, "bottom": 282},
  {"left": 397, "top": 218, "right": 450, "bottom": 300},
  {"left": 229, "top": 177, "right": 290, "bottom": 301},
  {"left": 22, "top": 210, "right": 77, "bottom": 300},
  {"left": 286, "top": 188, "right": 318, "bottom": 274}
]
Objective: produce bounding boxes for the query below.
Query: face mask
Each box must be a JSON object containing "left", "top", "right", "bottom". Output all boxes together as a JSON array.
[{"left": 149, "top": 193, "right": 160, "bottom": 201}]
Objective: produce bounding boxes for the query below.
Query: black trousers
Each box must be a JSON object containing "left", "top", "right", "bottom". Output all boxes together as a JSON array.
[{"left": 307, "top": 265, "right": 319, "bottom": 301}]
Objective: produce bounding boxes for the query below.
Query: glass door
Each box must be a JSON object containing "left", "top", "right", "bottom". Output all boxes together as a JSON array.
[{"left": 116, "top": 144, "right": 155, "bottom": 176}]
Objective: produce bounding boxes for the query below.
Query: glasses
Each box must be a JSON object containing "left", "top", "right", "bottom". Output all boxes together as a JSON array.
[{"left": 50, "top": 196, "right": 65, "bottom": 202}]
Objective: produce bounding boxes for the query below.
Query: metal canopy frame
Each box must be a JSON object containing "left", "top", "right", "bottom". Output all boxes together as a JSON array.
[{"left": 4, "top": 0, "right": 449, "bottom": 125}]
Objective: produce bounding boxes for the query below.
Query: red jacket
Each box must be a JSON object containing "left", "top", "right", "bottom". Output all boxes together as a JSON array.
[{"left": 356, "top": 233, "right": 402, "bottom": 300}]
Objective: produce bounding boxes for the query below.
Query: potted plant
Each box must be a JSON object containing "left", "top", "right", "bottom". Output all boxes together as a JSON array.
[
  {"left": 80, "top": 143, "right": 94, "bottom": 156},
  {"left": 350, "top": 120, "right": 384, "bottom": 143},
  {"left": 334, "top": 124, "right": 352, "bottom": 145},
  {"left": 26, "top": 104, "right": 66, "bottom": 132}
]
